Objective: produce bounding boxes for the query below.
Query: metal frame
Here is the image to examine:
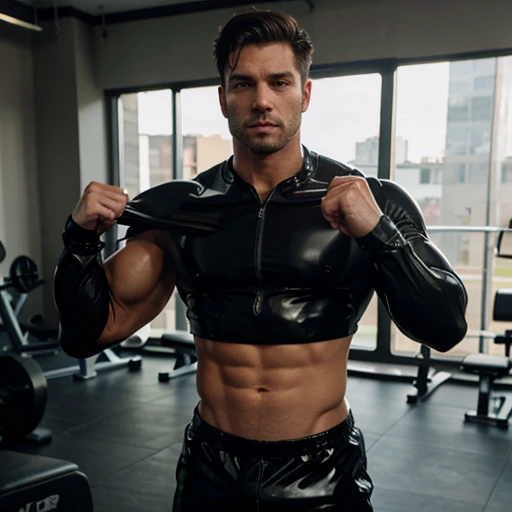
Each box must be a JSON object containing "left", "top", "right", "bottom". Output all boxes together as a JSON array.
[{"left": 171, "top": 88, "right": 189, "bottom": 330}]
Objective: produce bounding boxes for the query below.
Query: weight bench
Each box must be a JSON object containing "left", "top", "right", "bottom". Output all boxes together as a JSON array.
[
  {"left": 156, "top": 330, "right": 198, "bottom": 383},
  {"left": 460, "top": 289, "right": 512, "bottom": 428},
  {"left": 0, "top": 450, "right": 93, "bottom": 512},
  {"left": 460, "top": 353, "right": 512, "bottom": 428}
]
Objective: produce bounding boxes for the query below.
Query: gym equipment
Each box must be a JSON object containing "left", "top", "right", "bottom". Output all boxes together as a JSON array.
[
  {"left": 1, "top": 254, "right": 43, "bottom": 295},
  {"left": 0, "top": 245, "right": 141, "bottom": 380},
  {"left": 156, "top": 331, "right": 198, "bottom": 382},
  {"left": 0, "top": 354, "right": 52, "bottom": 444},
  {"left": 496, "top": 228, "right": 512, "bottom": 259},
  {"left": 458, "top": 228, "right": 512, "bottom": 427},
  {"left": 460, "top": 354, "right": 511, "bottom": 428},
  {"left": 70, "top": 349, "right": 142, "bottom": 381},
  {"left": 0, "top": 288, "right": 59, "bottom": 358},
  {"left": 406, "top": 344, "right": 451, "bottom": 404},
  {"left": 7, "top": 256, "right": 42, "bottom": 294},
  {"left": 460, "top": 288, "right": 512, "bottom": 428},
  {"left": 1, "top": 252, "right": 60, "bottom": 357},
  {"left": 4, "top": 277, "right": 58, "bottom": 342},
  {"left": 0, "top": 450, "right": 93, "bottom": 512},
  {"left": 407, "top": 227, "right": 512, "bottom": 405},
  {"left": 121, "top": 323, "right": 151, "bottom": 349},
  {"left": 124, "top": 328, "right": 197, "bottom": 382}
]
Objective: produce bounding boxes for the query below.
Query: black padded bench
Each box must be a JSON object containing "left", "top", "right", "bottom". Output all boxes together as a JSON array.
[
  {"left": 460, "top": 354, "right": 512, "bottom": 428},
  {"left": 0, "top": 450, "right": 93, "bottom": 512},
  {"left": 460, "top": 288, "right": 512, "bottom": 428},
  {"left": 157, "top": 330, "right": 198, "bottom": 382}
]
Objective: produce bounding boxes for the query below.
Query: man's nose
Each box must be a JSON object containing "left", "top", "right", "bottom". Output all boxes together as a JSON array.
[{"left": 252, "top": 84, "right": 273, "bottom": 112}]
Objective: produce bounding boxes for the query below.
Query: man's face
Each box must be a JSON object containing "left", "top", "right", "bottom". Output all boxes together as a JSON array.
[{"left": 219, "top": 43, "right": 312, "bottom": 155}]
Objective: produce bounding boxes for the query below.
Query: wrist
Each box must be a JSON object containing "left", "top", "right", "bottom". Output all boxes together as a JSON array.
[
  {"left": 63, "top": 215, "right": 104, "bottom": 255},
  {"left": 66, "top": 215, "right": 99, "bottom": 241},
  {"left": 355, "top": 215, "right": 405, "bottom": 253}
]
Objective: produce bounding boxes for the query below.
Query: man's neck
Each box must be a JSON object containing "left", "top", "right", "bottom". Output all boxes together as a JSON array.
[{"left": 232, "top": 140, "right": 304, "bottom": 195}]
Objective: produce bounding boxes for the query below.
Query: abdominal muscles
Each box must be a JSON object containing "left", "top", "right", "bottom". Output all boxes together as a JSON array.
[{"left": 195, "top": 336, "right": 352, "bottom": 440}]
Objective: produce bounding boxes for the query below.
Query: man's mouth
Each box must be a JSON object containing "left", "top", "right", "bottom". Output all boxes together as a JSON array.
[{"left": 249, "top": 122, "right": 278, "bottom": 131}]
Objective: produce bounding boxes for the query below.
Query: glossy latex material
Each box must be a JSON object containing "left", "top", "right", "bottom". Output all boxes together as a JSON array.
[
  {"left": 56, "top": 146, "right": 468, "bottom": 355},
  {"left": 167, "top": 147, "right": 468, "bottom": 352},
  {"left": 172, "top": 407, "right": 374, "bottom": 511}
]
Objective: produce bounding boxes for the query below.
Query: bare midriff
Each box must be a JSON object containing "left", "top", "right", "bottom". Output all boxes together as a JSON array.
[{"left": 195, "top": 336, "right": 352, "bottom": 441}]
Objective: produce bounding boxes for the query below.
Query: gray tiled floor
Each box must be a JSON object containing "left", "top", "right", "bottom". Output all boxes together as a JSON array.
[{"left": 3, "top": 351, "right": 511, "bottom": 511}]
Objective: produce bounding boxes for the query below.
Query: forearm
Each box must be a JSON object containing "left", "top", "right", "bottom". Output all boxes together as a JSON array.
[
  {"left": 357, "top": 215, "right": 468, "bottom": 352},
  {"left": 53, "top": 216, "right": 113, "bottom": 358}
]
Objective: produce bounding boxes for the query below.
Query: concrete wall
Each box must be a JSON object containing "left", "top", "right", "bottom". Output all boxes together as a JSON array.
[
  {"left": 0, "top": 23, "right": 43, "bottom": 317},
  {"left": 32, "top": 18, "right": 107, "bottom": 322},
  {"left": 96, "top": 0, "right": 512, "bottom": 90}
]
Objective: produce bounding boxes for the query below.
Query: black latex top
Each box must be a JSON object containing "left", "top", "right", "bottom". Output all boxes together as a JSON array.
[{"left": 122, "top": 147, "right": 468, "bottom": 352}]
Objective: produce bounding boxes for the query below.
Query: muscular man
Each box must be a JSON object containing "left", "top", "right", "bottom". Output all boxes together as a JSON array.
[{"left": 54, "top": 10, "right": 468, "bottom": 512}]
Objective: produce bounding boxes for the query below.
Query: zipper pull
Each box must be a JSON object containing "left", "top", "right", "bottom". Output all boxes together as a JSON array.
[
  {"left": 254, "top": 292, "right": 262, "bottom": 315},
  {"left": 258, "top": 208, "right": 264, "bottom": 219}
]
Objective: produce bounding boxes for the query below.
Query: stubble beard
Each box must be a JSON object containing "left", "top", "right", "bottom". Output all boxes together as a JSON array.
[{"left": 228, "top": 106, "right": 303, "bottom": 155}]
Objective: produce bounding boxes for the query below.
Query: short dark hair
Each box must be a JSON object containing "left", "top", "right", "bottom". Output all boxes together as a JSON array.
[{"left": 213, "top": 9, "right": 314, "bottom": 87}]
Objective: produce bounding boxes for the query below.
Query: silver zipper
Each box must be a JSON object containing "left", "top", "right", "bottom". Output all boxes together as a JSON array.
[{"left": 252, "top": 190, "right": 277, "bottom": 316}]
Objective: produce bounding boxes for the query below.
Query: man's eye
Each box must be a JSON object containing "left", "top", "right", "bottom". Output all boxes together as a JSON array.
[
  {"left": 235, "top": 82, "right": 251, "bottom": 88},
  {"left": 274, "top": 81, "right": 288, "bottom": 87}
]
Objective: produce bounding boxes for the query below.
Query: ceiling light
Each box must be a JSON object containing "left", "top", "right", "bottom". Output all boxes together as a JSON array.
[{"left": 0, "top": 12, "right": 42, "bottom": 32}]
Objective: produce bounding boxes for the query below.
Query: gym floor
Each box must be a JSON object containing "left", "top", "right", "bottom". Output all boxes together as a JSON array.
[{"left": 3, "top": 349, "right": 511, "bottom": 512}]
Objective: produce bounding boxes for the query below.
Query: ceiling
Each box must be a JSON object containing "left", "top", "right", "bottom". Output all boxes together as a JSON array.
[{"left": 17, "top": 0, "right": 212, "bottom": 15}]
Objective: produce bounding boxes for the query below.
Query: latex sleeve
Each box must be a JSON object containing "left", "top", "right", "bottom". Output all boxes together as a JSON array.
[
  {"left": 357, "top": 179, "right": 468, "bottom": 352},
  {"left": 53, "top": 216, "right": 113, "bottom": 358}
]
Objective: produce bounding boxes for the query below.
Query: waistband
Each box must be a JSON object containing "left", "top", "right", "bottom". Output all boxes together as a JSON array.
[{"left": 188, "top": 404, "right": 357, "bottom": 458}]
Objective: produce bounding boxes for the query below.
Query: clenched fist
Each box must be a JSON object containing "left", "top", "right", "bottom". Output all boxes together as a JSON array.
[
  {"left": 321, "top": 176, "right": 383, "bottom": 238},
  {"left": 72, "top": 182, "right": 129, "bottom": 233}
]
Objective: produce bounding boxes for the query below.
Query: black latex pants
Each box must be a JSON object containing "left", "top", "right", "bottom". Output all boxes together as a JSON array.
[{"left": 172, "top": 405, "right": 373, "bottom": 511}]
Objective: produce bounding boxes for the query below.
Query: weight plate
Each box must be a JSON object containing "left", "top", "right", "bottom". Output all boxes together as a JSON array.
[
  {"left": 9, "top": 255, "right": 39, "bottom": 293},
  {"left": 0, "top": 354, "right": 47, "bottom": 437}
]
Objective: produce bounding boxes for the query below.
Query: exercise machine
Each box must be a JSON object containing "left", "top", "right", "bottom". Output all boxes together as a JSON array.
[
  {"left": 460, "top": 291, "right": 512, "bottom": 428},
  {"left": 0, "top": 255, "right": 59, "bottom": 357},
  {"left": 460, "top": 230, "right": 512, "bottom": 428},
  {"left": 0, "top": 241, "right": 141, "bottom": 381},
  {"left": 406, "top": 344, "right": 452, "bottom": 404}
]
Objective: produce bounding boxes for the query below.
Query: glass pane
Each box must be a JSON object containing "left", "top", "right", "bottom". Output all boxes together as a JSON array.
[
  {"left": 392, "top": 55, "right": 512, "bottom": 357},
  {"left": 119, "top": 90, "right": 174, "bottom": 196},
  {"left": 118, "top": 90, "right": 174, "bottom": 334},
  {"left": 302, "top": 73, "right": 382, "bottom": 350},
  {"left": 491, "top": 55, "right": 512, "bottom": 353},
  {"left": 303, "top": 74, "right": 382, "bottom": 176},
  {"left": 180, "top": 86, "right": 232, "bottom": 179}
]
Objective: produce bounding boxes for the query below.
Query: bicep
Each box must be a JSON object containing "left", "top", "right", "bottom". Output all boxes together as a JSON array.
[{"left": 100, "top": 230, "right": 176, "bottom": 343}]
